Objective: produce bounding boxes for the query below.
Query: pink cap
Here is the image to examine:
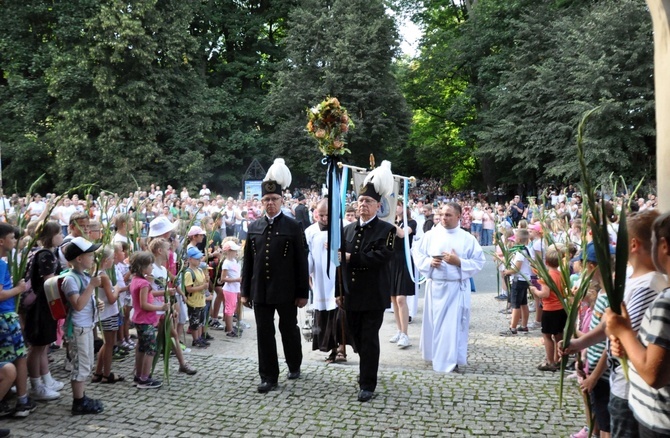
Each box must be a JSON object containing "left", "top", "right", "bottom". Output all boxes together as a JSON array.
[{"left": 187, "top": 226, "right": 205, "bottom": 237}]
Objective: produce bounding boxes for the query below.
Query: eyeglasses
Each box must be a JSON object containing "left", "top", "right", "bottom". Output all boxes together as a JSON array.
[{"left": 261, "top": 197, "right": 282, "bottom": 204}]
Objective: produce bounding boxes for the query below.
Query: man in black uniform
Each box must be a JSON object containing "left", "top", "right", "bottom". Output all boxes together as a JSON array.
[
  {"left": 294, "top": 194, "right": 311, "bottom": 230},
  {"left": 241, "top": 159, "right": 309, "bottom": 393},
  {"left": 339, "top": 179, "right": 396, "bottom": 402}
]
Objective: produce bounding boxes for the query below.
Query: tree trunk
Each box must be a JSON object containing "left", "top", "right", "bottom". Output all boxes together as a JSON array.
[{"left": 648, "top": 0, "right": 670, "bottom": 210}]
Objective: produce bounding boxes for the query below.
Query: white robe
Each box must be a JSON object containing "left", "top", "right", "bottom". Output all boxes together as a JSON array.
[
  {"left": 413, "top": 225, "right": 486, "bottom": 372},
  {"left": 306, "top": 223, "right": 337, "bottom": 311}
]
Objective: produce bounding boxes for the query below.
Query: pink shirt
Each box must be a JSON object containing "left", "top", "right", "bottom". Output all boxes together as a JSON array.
[{"left": 130, "top": 276, "right": 159, "bottom": 326}]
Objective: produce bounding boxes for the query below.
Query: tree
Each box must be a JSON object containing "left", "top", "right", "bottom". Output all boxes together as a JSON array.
[{"left": 266, "top": 0, "right": 411, "bottom": 184}]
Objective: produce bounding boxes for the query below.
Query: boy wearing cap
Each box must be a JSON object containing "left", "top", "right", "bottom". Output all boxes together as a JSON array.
[
  {"left": 0, "top": 224, "right": 31, "bottom": 417},
  {"left": 184, "top": 247, "right": 209, "bottom": 348},
  {"left": 61, "top": 236, "right": 104, "bottom": 415}
]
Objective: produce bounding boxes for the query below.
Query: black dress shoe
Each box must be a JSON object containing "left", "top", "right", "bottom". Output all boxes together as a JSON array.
[
  {"left": 257, "top": 381, "right": 278, "bottom": 393},
  {"left": 287, "top": 371, "right": 301, "bottom": 380},
  {"left": 357, "top": 390, "right": 374, "bottom": 402}
]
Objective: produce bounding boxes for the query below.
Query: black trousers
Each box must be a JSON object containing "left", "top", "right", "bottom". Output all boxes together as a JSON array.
[
  {"left": 346, "top": 309, "right": 384, "bottom": 392},
  {"left": 253, "top": 302, "right": 303, "bottom": 383}
]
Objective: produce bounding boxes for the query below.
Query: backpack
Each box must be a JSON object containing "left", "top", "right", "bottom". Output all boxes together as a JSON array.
[
  {"left": 44, "top": 271, "right": 82, "bottom": 320},
  {"left": 19, "top": 248, "right": 54, "bottom": 313}
]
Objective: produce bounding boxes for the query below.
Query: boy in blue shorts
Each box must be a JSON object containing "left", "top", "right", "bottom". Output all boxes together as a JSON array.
[{"left": 0, "top": 223, "right": 32, "bottom": 417}]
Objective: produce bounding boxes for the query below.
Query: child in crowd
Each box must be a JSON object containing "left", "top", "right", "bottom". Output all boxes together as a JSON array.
[
  {"left": 0, "top": 224, "right": 31, "bottom": 417},
  {"left": 561, "top": 242, "right": 610, "bottom": 438},
  {"left": 148, "top": 238, "right": 196, "bottom": 375},
  {"left": 528, "top": 222, "right": 544, "bottom": 330},
  {"left": 494, "top": 228, "right": 514, "bottom": 302},
  {"left": 129, "top": 251, "right": 167, "bottom": 389},
  {"left": 61, "top": 236, "right": 104, "bottom": 414},
  {"left": 605, "top": 210, "right": 670, "bottom": 438},
  {"left": 606, "top": 210, "right": 666, "bottom": 437},
  {"left": 184, "top": 247, "right": 208, "bottom": 348},
  {"left": 570, "top": 285, "right": 598, "bottom": 438},
  {"left": 114, "top": 242, "right": 134, "bottom": 352},
  {"left": 501, "top": 228, "right": 533, "bottom": 335},
  {"left": 530, "top": 244, "right": 567, "bottom": 371},
  {"left": 220, "top": 240, "right": 242, "bottom": 337},
  {"left": 23, "top": 221, "right": 65, "bottom": 402},
  {"left": 92, "top": 246, "right": 124, "bottom": 383}
]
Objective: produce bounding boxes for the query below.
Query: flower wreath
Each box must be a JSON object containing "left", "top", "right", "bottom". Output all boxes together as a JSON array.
[{"left": 306, "top": 97, "right": 355, "bottom": 156}]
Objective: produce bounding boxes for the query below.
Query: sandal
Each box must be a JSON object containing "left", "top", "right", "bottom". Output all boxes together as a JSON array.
[
  {"left": 325, "top": 353, "right": 337, "bottom": 364},
  {"left": 101, "top": 373, "right": 125, "bottom": 384},
  {"left": 335, "top": 352, "right": 347, "bottom": 363},
  {"left": 91, "top": 373, "right": 103, "bottom": 383}
]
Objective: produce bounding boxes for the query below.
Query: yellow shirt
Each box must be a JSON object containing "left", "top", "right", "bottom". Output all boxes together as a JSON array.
[{"left": 184, "top": 267, "right": 207, "bottom": 308}]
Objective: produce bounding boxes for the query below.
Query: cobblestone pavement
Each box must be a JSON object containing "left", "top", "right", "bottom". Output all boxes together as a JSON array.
[{"left": 4, "top": 259, "right": 585, "bottom": 437}]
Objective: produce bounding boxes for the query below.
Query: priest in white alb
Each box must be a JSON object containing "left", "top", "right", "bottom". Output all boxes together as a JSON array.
[
  {"left": 306, "top": 199, "right": 348, "bottom": 363},
  {"left": 413, "top": 202, "right": 485, "bottom": 373}
]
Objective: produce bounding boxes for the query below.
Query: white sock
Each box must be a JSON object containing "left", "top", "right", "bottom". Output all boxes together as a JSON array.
[
  {"left": 30, "top": 377, "right": 43, "bottom": 390},
  {"left": 42, "top": 372, "right": 56, "bottom": 386}
]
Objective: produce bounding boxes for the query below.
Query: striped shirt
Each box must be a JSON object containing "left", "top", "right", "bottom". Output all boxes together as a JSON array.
[
  {"left": 629, "top": 288, "right": 670, "bottom": 433},
  {"left": 587, "top": 292, "right": 610, "bottom": 380},
  {"left": 609, "top": 271, "right": 667, "bottom": 399}
]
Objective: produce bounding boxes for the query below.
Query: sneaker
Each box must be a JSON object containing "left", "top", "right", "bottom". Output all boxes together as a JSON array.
[
  {"left": 192, "top": 340, "right": 207, "bottom": 349},
  {"left": 527, "top": 321, "right": 541, "bottom": 330},
  {"left": 226, "top": 331, "right": 238, "bottom": 338},
  {"left": 137, "top": 378, "right": 162, "bottom": 389},
  {"left": 209, "top": 320, "right": 223, "bottom": 330},
  {"left": 204, "top": 333, "right": 214, "bottom": 341},
  {"left": 500, "top": 328, "right": 518, "bottom": 336},
  {"left": 538, "top": 362, "right": 558, "bottom": 372},
  {"left": 0, "top": 401, "right": 13, "bottom": 417},
  {"left": 397, "top": 333, "right": 411, "bottom": 348},
  {"left": 30, "top": 385, "right": 61, "bottom": 401},
  {"left": 570, "top": 426, "right": 590, "bottom": 438},
  {"left": 517, "top": 326, "right": 529, "bottom": 333},
  {"left": 44, "top": 379, "right": 65, "bottom": 392},
  {"left": 199, "top": 337, "right": 211, "bottom": 346},
  {"left": 389, "top": 332, "right": 401, "bottom": 343},
  {"left": 71, "top": 396, "right": 104, "bottom": 415},
  {"left": 13, "top": 398, "right": 37, "bottom": 417},
  {"left": 179, "top": 363, "right": 198, "bottom": 375},
  {"left": 495, "top": 293, "right": 508, "bottom": 300}
]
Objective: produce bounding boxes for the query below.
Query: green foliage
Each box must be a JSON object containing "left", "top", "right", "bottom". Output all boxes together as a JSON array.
[
  {"left": 266, "top": 0, "right": 411, "bottom": 183},
  {"left": 403, "top": 0, "right": 654, "bottom": 191}
]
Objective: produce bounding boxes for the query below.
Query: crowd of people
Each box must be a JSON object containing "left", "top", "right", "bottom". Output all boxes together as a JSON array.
[
  {"left": 0, "top": 170, "right": 666, "bottom": 437},
  {"left": 490, "top": 189, "right": 668, "bottom": 438}
]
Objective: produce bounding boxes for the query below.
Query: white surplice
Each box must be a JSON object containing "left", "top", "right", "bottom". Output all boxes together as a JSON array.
[
  {"left": 306, "top": 223, "right": 337, "bottom": 311},
  {"left": 412, "top": 224, "right": 485, "bottom": 372}
]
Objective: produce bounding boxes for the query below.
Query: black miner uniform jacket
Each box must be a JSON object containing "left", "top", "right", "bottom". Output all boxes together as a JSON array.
[
  {"left": 241, "top": 212, "right": 309, "bottom": 305},
  {"left": 342, "top": 216, "right": 396, "bottom": 311}
]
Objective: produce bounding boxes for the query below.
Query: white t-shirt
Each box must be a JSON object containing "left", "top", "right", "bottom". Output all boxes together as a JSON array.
[
  {"left": 222, "top": 258, "right": 241, "bottom": 293},
  {"left": 28, "top": 200, "right": 46, "bottom": 221},
  {"left": 513, "top": 245, "right": 534, "bottom": 281},
  {"left": 58, "top": 205, "right": 77, "bottom": 226},
  {"left": 151, "top": 263, "right": 168, "bottom": 315},
  {"left": 99, "top": 271, "right": 120, "bottom": 320}
]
